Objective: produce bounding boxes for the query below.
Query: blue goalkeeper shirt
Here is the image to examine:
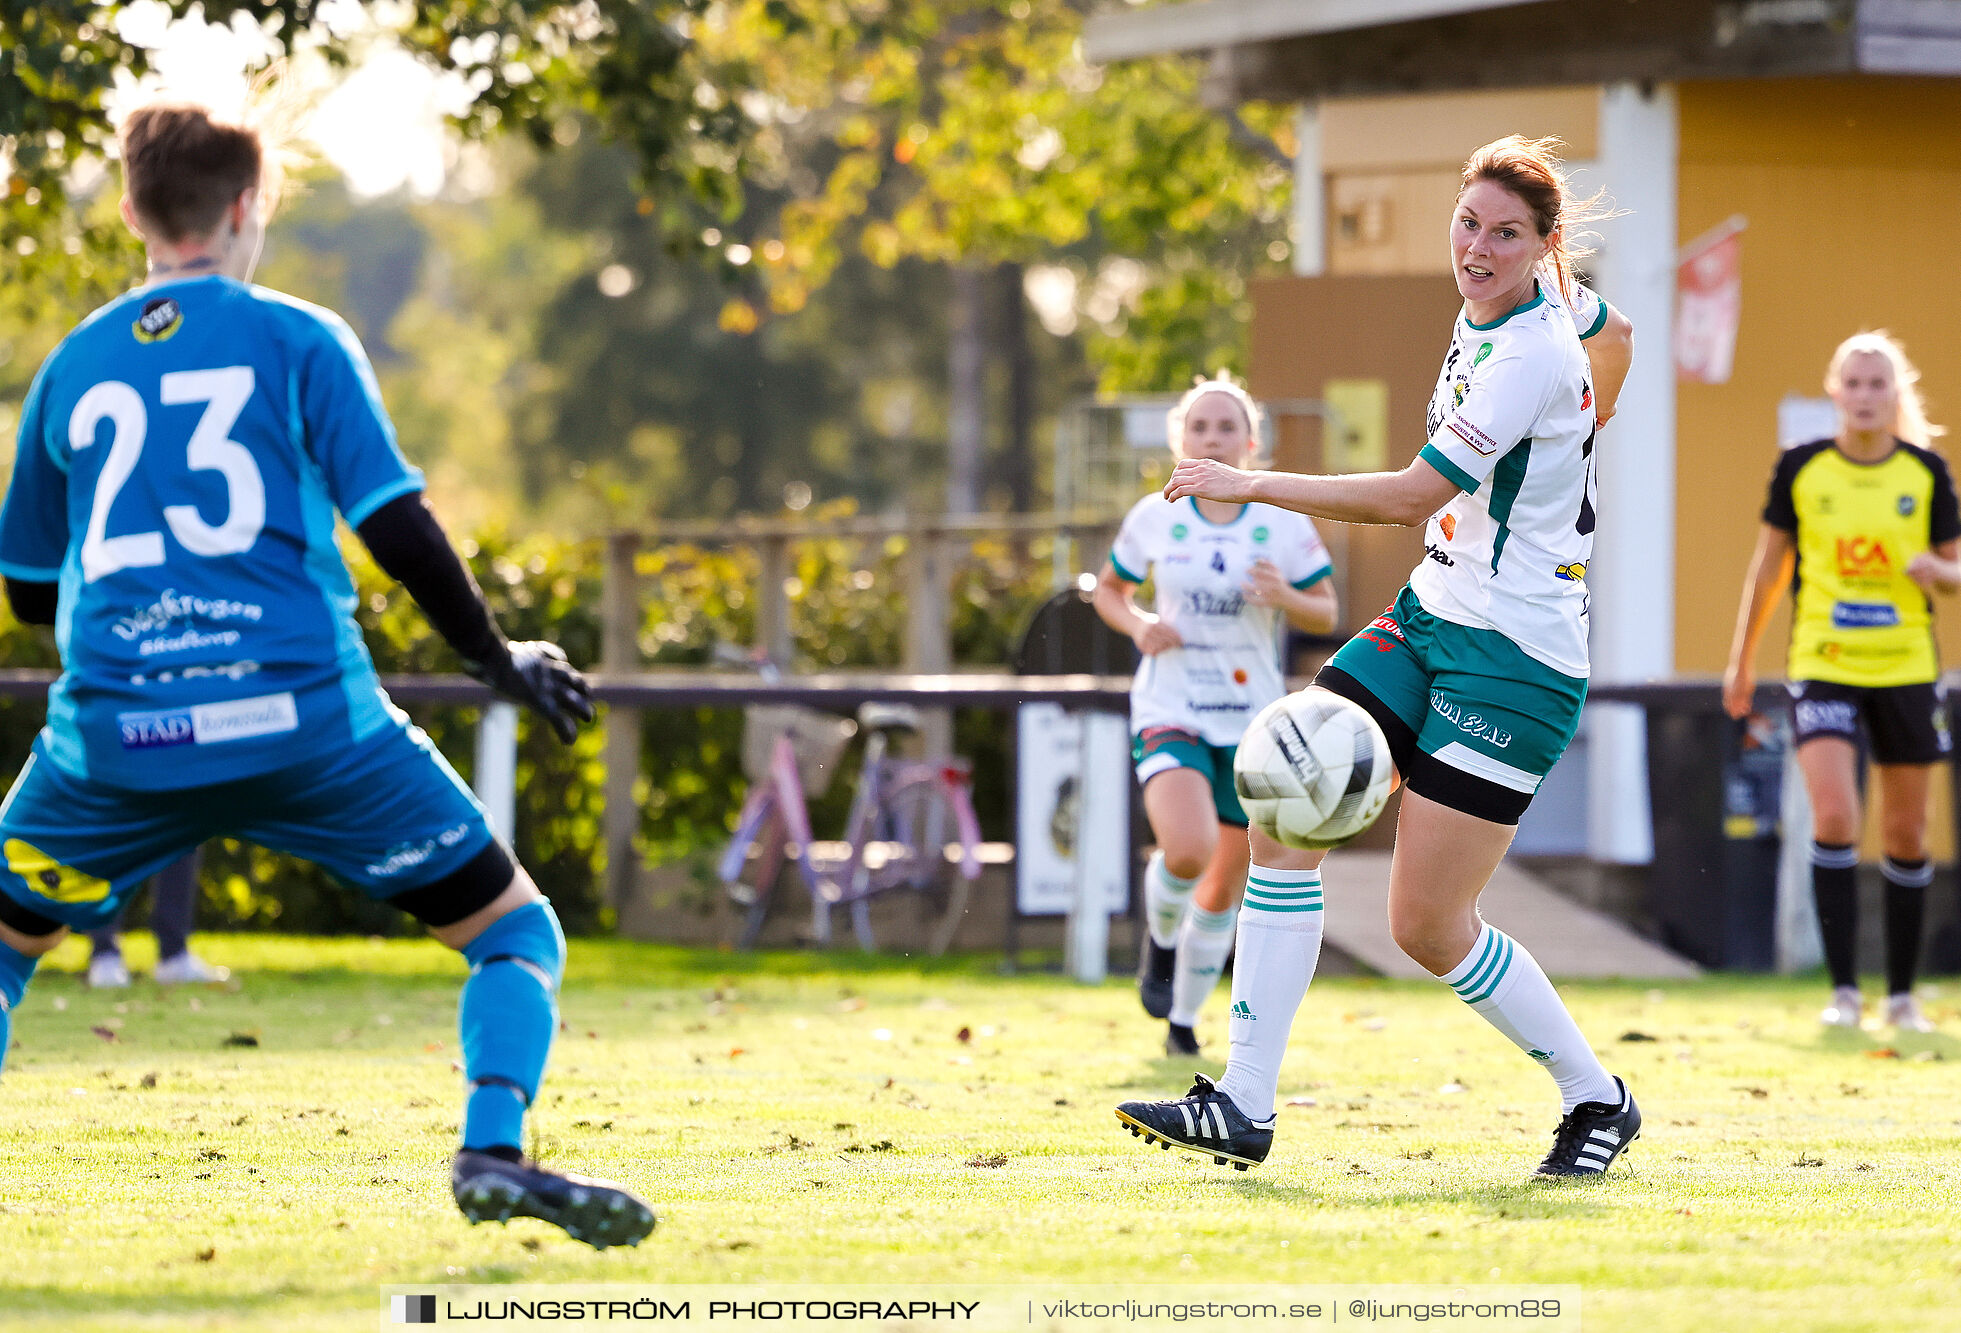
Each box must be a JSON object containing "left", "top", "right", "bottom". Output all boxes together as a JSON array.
[{"left": 0, "top": 275, "right": 424, "bottom": 790}]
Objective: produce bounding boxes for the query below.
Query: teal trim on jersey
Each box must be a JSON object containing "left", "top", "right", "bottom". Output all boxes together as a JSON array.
[
  {"left": 1464, "top": 287, "right": 1546, "bottom": 331},
  {"left": 1418, "top": 443, "right": 1479, "bottom": 495},
  {"left": 1486, "top": 442, "right": 1532, "bottom": 574},
  {"left": 45, "top": 556, "right": 86, "bottom": 778},
  {"left": 296, "top": 452, "right": 393, "bottom": 743},
  {"left": 1186, "top": 497, "right": 1249, "bottom": 528},
  {"left": 0, "top": 560, "right": 61, "bottom": 582},
  {"left": 278, "top": 360, "right": 395, "bottom": 744},
  {"left": 1291, "top": 565, "right": 1334, "bottom": 590},
  {"left": 343, "top": 475, "right": 426, "bottom": 530},
  {"left": 1108, "top": 550, "right": 1145, "bottom": 584},
  {"left": 1579, "top": 299, "right": 1610, "bottom": 341}
]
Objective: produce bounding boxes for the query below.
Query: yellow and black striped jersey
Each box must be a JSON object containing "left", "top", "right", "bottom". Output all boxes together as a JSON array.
[{"left": 1762, "top": 438, "right": 1961, "bottom": 686}]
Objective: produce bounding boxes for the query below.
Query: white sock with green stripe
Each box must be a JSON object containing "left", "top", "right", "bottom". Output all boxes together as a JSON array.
[
  {"left": 1214, "top": 866, "right": 1324, "bottom": 1123},
  {"left": 1168, "top": 902, "right": 1237, "bottom": 1027},
  {"left": 1441, "top": 921, "right": 1616, "bottom": 1112},
  {"left": 1144, "top": 851, "right": 1199, "bottom": 948}
]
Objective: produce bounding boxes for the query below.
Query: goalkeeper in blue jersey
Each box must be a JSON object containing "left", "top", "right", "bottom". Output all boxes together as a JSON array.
[{"left": 0, "top": 102, "right": 652, "bottom": 1249}]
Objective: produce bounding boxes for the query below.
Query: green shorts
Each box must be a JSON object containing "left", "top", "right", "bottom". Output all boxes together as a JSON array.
[
  {"left": 1132, "top": 727, "right": 1248, "bottom": 828},
  {"left": 1317, "top": 585, "right": 1587, "bottom": 824}
]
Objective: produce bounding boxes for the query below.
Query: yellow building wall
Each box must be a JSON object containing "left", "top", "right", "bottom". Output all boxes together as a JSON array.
[
  {"left": 1676, "top": 77, "right": 1961, "bottom": 859},
  {"left": 1320, "top": 86, "right": 1598, "bottom": 277}
]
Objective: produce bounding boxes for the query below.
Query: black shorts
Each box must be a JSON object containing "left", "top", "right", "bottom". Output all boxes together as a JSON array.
[{"left": 1789, "top": 679, "right": 1952, "bottom": 765}]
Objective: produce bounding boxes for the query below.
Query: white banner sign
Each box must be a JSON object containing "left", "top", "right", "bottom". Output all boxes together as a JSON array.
[{"left": 1015, "top": 704, "right": 1129, "bottom": 916}]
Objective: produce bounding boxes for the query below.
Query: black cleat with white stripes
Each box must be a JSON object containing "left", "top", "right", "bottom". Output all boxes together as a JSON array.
[
  {"left": 1115, "top": 1072, "right": 1273, "bottom": 1170},
  {"left": 1533, "top": 1076, "right": 1641, "bottom": 1178}
]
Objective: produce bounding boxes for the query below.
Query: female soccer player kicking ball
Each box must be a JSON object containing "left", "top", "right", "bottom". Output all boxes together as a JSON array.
[
  {"left": 1095, "top": 376, "right": 1337, "bottom": 1056},
  {"left": 1116, "top": 136, "right": 1642, "bottom": 1178},
  {"left": 0, "top": 102, "right": 652, "bottom": 1247}
]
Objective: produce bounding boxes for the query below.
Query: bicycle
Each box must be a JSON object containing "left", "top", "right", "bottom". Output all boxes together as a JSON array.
[{"left": 716, "top": 656, "right": 982, "bottom": 955}]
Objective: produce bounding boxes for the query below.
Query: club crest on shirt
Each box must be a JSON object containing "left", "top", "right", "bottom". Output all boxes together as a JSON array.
[{"left": 132, "top": 297, "right": 184, "bottom": 344}]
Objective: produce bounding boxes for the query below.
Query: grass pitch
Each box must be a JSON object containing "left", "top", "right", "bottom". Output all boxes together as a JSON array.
[{"left": 2, "top": 934, "right": 1958, "bottom": 1332}]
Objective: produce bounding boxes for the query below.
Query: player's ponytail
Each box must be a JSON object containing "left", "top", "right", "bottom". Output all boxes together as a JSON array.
[
  {"left": 1460, "top": 135, "right": 1616, "bottom": 310},
  {"left": 1167, "top": 371, "right": 1265, "bottom": 462},
  {"left": 1825, "top": 331, "right": 1944, "bottom": 448}
]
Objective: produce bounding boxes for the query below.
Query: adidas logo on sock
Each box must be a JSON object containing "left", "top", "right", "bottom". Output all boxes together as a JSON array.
[
  {"left": 1230, "top": 1001, "right": 1257, "bottom": 1021},
  {"left": 1528, "top": 1048, "right": 1555, "bottom": 1063}
]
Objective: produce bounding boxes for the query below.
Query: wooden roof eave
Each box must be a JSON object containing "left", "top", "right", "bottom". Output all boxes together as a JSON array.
[{"left": 1085, "top": 0, "right": 1961, "bottom": 102}]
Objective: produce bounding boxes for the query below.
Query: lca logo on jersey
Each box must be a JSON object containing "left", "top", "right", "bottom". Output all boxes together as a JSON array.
[
  {"left": 132, "top": 297, "right": 184, "bottom": 344},
  {"left": 1439, "top": 514, "right": 1457, "bottom": 541},
  {"left": 1835, "top": 535, "right": 1892, "bottom": 577},
  {"left": 5, "top": 839, "right": 111, "bottom": 904}
]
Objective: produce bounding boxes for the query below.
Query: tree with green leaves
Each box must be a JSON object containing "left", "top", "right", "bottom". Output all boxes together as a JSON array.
[
  {"left": 0, "top": 0, "right": 756, "bottom": 311},
  {"left": 4, "top": 0, "right": 1294, "bottom": 518},
  {"left": 696, "top": 0, "right": 1296, "bottom": 509}
]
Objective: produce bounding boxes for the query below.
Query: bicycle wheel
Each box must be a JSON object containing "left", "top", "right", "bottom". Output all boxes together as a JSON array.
[
  {"left": 851, "top": 775, "right": 972, "bottom": 956},
  {"left": 724, "top": 802, "right": 788, "bottom": 950}
]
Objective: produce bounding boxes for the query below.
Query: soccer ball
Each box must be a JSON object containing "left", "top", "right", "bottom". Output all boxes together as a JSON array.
[{"left": 1234, "top": 690, "right": 1395, "bottom": 849}]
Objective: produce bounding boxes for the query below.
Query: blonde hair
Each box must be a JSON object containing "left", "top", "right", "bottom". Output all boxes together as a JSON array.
[
  {"left": 1825, "top": 331, "right": 1943, "bottom": 446},
  {"left": 1459, "top": 135, "right": 1616, "bottom": 309},
  {"left": 239, "top": 61, "right": 314, "bottom": 221},
  {"left": 1167, "top": 372, "right": 1264, "bottom": 460}
]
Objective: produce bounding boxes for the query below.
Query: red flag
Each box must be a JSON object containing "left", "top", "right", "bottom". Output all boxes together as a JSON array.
[{"left": 1676, "top": 216, "right": 1746, "bottom": 385}]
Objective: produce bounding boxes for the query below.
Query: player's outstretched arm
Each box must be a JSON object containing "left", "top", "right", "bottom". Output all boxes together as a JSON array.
[
  {"left": 357, "top": 495, "right": 594, "bottom": 744},
  {"left": 1166, "top": 457, "right": 1460, "bottom": 528}
]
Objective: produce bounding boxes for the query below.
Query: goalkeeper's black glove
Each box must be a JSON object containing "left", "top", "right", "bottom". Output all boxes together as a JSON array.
[{"left": 466, "top": 641, "right": 595, "bottom": 745}]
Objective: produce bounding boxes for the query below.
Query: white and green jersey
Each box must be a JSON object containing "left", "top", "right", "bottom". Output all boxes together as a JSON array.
[
  {"left": 1110, "top": 495, "right": 1334, "bottom": 745},
  {"left": 1411, "top": 276, "right": 1606, "bottom": 679}
]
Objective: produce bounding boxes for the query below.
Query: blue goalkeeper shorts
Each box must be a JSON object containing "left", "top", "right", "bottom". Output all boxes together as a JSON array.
[{"left": 0, "top": 719, "right": 496, "bottom": 932}]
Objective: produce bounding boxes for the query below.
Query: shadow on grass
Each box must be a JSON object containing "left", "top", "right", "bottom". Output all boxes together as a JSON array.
[
  {"left": 1786, "top": 1025, "right": 1959, "bottom": 1060},
  {"left": 1224, "top": 1168, "right": 1629, "bottom": 1211}
]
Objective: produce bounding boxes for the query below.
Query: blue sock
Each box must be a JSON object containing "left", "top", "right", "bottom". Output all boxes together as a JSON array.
[
  {"left": 458, "top": 900, "right": 565, "bottom": 1153},
  {"left": 0, "top": 938, "right": 41, "bottom": 1078}
]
